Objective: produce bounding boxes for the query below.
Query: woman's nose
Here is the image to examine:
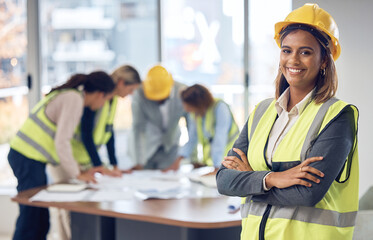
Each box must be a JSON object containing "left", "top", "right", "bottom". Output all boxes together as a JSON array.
[{"left": 289, "top": 52, "right": 300, "bottom": 64}]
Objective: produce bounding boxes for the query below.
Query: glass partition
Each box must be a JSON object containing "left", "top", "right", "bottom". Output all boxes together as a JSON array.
[
  {"left": 248, "top": 0, "right": 291, "bottom": 110},
  {"left": 0, "top": 0, "right": 28, "bottom": 188},
  {"left": 40, "top": 0, "right": 158, "bottom": 127},
  {"left": 162, "top": 0, "right": 245, "bottom": 126},
  {"left": 39, "top": 0, "right": 158, "bottom": 164}
]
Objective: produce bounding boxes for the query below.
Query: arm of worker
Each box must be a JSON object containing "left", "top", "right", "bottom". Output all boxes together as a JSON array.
[
  {"left": 216, "top": 119, "right": 271, "bottom": 197},
  {"left": 105, "top": 133, "right": 123, "bottom": 175},
  {"left": 81, "top": 107, "right": 102, "bottom": 167},
  {"left": 210, "top": 102, "right": 232, "bottom": 172},
  {"left": 106, "top": 133, "right": 117, "bottom": 166},
  {"left": 166, "top": 114, "right": 198, "bottom": 171},
  {"left": 52, "top": 92, "right": 96, "bottom": 183},
  {"left": 81, "top": 107, "right": 122, "bottom": 177},
  {"left": 130, "top": 91, "right": 147, "bottom": 169},
  {"left": 251, "top": 106, "right": 355, "bottom": 207}
]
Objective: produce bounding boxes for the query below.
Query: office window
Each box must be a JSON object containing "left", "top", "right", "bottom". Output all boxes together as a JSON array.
[
  {"left": 162, "top": 0, "right": 245, "bottom": 126},
  {"left": 40, "top": 0, "right": 158, "bottom": 164},
  {"left": 163, "top": 0, "right": 291, "bottom": 126},
  {"left": 248, "top": 0, "right": 291, "bottom": 109},
  {"left": 0, "top": 0, "right": 28, "bottom": 188},
  {"left": 40, "top": 0, "right": 158, "bottom": 130}
]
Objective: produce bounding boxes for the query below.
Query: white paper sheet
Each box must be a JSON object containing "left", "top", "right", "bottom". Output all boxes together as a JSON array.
[
  {"left": 30, "top": 189, "right": 92, "bottom": 202},
  {"left": 46, "top": 184, "right": 87, "bottom": 192},
  {"left": 30, "top": 170, "right": 219, "bottom": 202}
]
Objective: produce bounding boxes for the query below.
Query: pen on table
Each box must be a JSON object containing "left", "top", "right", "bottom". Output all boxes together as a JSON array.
[
  {"left": 227, "top": 204, "right": 240, "bottom": 214},
  {"left": 227, "top": 197, "right": 241, "bottom": 214}
]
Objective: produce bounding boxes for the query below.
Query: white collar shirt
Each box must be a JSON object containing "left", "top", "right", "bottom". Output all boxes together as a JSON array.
[{"left": 265, "top": 88, "right": 314, "bottom": 167}]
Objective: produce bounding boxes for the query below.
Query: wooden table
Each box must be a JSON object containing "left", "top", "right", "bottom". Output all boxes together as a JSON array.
[{"left": 12, "top": 187, "right": 242, "bottom": 240}]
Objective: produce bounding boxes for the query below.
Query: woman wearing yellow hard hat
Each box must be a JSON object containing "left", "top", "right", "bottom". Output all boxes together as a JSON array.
[
  {"left": 217, "top": 3, "right": 358, "bottom": 240},
  {"left": 128, "top": 65, "right": 188, "bottom": 170}
]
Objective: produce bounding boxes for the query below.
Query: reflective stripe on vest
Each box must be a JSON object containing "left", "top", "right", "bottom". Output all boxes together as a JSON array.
[
  {"left": 241, "top": 200, "right": 356, "bottom": 228},
  {"left": 15, "top": 131, "right": 58, "bottom": 165},
  {"left": 195, "top": 99, "right": 239, "bottom": 166},
  {"left": 10, "top": 90, "right": 82, "bottom": 165},
  {"left": 241, "top": 98, "right": 359, "bottom": 240},
  {"left": 71, "top": 96, "right": 118, "bottom": 165},
  {"left": 93, "top": 96, "right": 117, "bottom": 146}
]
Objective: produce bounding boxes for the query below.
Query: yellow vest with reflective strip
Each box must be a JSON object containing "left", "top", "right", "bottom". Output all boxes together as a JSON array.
[
  {"left": 71, "top": 96, "right": 118, "bottom": 165},
  {"left": 241, "top": 98, "right": 359, "bottom": 240},
  {"left": 195, "top": 99, "right": 239, "bottom": 166},
  {"left": 10, "top": 90, "right": 85, "bottom": 165}
]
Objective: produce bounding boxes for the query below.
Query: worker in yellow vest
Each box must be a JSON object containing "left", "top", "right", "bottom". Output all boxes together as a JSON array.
[
  {"left": 46, "top": 65, "right": 141, "bottom": 240},
  {"left": 217, "top": 4, "right": 358, "bottom": 240},
  {"left": 167, "top": 84, "right": 239, "bottom": 174},
  {"left": 49, "top": 65, "right": 142, "bottom": 182},
  {"left": 8, "top": 71, "right": 115, "bottom": 240},
  {"left": 81, "top": 65, "right": 141, "bottom": 174}
]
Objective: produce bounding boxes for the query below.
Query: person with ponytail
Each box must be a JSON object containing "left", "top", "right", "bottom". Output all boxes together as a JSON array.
[
  {"left": 8, "top": 71, "right": 115, "bottom": 240},
  {"left": 77, "top": 65, "right": 141, "bottom": 176}
]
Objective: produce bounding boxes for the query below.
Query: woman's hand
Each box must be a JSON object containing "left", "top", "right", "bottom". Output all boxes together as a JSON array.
[
  {"left": 110, "top": 166, "right": 123, "bottom": 177},
  {"left": 162, "top": 156, "right": 183, "bottom": 172},
  {"left": 77, "top": 171, "right": 97, "bottom": 183},
  {"left": 131, "top": 164, "right": 144, "bottom": 171},
  {"left": 203, "top": 168, "right": 219, "bottom": 176},
  {"left": 265, "top": 156, "right": 324, "bottom": 189},
  {"left": 192, "top": 162, "right": 206, "bottom": 169},
  {"left": 223, "top": 148, "right": 253, "bottom": 171},
  {"left": 90, "top": 165, "right": 122, "bottom": 177}
]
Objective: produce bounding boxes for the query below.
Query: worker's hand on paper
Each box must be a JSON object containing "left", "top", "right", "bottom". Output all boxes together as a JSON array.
[
  {"left": 202, "top": 168, "right": 219, "bottom": 176},
  {"left": 110, "top": 166, "right": 123, "bottom": 177},
  {"left": 131, "top": 164, "right": 144, "bottom": 171},
  {"left": 223, "top": 148, "right": 253, "bottom": 171},
  {"left": 192, "top": 162, "right": 206, "bottom": 169},
  {"left": 265, "top": 156, "right": 324, "bottom": 189},
  {"left": 90, "top": 166, "right": 122, "bottom": 177},
  {"left": 162, "top": 156, "right": 183, "bottom": 172},
  {"left": 77, "top": 171, "right": 97, "bottom": 184}
]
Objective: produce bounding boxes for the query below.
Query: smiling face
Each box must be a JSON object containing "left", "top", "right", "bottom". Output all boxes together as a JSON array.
[{"left": 280, "top": 29, "right": 327, "bottom": 94}]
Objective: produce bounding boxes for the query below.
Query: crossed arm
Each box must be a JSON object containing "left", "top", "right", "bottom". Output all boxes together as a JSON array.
[{"left": 216, "top": 106, "right": 355, "bottom": 207}]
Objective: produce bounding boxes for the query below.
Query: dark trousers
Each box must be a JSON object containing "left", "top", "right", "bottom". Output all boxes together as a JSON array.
[{"left": 8, "top": 149, "right": 50, "bottom": 240}]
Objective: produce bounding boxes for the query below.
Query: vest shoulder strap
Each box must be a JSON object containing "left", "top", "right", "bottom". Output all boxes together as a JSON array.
[
  {"left": 300, "top": 97, "right": 339, "bottom": 161},
  {"left": 250, "top": 98, "right": 274, "bottom": 141}
]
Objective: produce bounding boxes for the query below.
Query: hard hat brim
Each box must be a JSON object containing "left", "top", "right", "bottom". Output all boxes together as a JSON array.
[{"left": 143, "top": 85, "right": 173, "bottom": 101}]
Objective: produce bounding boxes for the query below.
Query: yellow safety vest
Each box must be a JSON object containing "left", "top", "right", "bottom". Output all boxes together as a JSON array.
[
  {"left": 195, "top": 99, "right": 239, "bottom": 166},
  {"left": 241, "top": 98, "right": 359, "bottom": 240},
  {"left": 10, "top": 90, "right": 84, "bottom": 165},
  {"left": 71, "top": 96, "right": 118, "bottom": 165}
]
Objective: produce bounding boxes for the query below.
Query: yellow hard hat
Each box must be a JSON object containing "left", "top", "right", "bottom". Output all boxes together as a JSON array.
[
  {"left": 274, "top": 3, "right": 341, "bottom": 60},
  {"left": 143, "top": 65, "right": 174, "bottom": 101}
]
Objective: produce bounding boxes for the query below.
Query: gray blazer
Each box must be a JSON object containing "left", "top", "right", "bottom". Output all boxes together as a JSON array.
[
  {"left": 128, "top": 81, "right": 187, "bottom": 166},
  {"left": 216, "top": 106, "right": 355, "bottom": 206}
]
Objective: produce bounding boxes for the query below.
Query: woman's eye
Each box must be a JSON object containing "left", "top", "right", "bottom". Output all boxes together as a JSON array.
[
  {"left": 282, "top": 49, "right": 291, "bottom": 54},
  {"left": 301, "top": 50, "right": 311, "bottom": 55}
]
